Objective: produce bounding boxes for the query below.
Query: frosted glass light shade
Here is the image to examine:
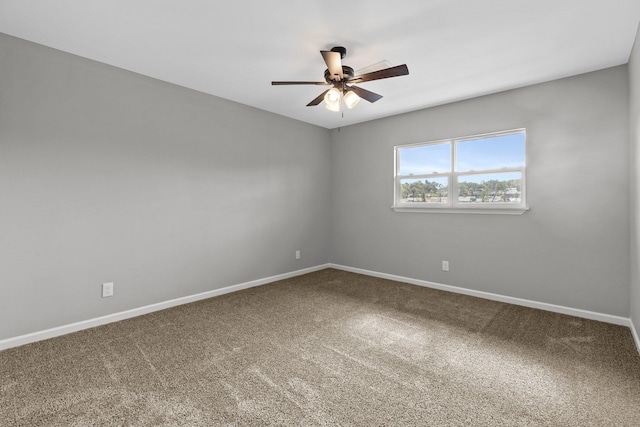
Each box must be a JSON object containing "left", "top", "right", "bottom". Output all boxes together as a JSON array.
[
  {"left": 344, "top": 90, "right": 360, "bottom": 109},
  {"left": 324, "top": 88, "right": 341, "bottom": 112}
]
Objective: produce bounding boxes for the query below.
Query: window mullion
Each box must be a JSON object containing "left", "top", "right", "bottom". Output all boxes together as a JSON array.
[
  {"left": 451, "top": 140, "right": 457, "bottom": 207},
  {"left": 397, "top": 173, "right": 450, "bottom": 179}
]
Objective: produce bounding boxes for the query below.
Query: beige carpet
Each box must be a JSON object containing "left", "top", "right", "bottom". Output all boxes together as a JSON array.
[{"left": 1, "top": 268, "right": 640, "bottom": 426}]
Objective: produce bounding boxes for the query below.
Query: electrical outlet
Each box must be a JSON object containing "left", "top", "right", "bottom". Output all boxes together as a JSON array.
[
  {"left": 295, "top": 250, "right": 301, "bottom": 260},
  {"left": 442, "top": 261, "right": 449, "bottom": 272},
  {"left": 102, "top": 282, "right": 114, "bottom": 298}
]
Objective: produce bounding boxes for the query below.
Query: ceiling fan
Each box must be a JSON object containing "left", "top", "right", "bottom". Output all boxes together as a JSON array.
[{"left": 272, "top": 46, "right": 409, "bottom": 112}]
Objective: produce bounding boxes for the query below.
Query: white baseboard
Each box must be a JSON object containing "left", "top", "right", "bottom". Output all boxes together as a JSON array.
[
  {"left": 631, "top": 319, "right": 640, "bottom": 356},
  {"left": 0, "top": 264, "right": 331, "bottom": 351},
  {"left": 3, "top": 263, "right": 638, "bottom": 356},
  {"left": 329, "top": 263, "right": 633, "bottom": 328}
]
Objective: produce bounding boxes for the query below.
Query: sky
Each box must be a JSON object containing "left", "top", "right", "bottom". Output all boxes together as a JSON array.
[{"left": 398, "top": 132, "right": 525, "bottom": 176}]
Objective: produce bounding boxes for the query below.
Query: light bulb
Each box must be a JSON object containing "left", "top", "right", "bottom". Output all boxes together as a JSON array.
[
  {"left": 324, "top": 88, "right": 341, "bottom": 112},
  {"left": 344, "top": 90, "right": 360, "bottom": 109}
]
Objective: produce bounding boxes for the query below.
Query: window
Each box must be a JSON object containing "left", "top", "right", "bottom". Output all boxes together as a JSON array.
[{"left": 393, "top": 129, "right": 527, "bottom": 214}]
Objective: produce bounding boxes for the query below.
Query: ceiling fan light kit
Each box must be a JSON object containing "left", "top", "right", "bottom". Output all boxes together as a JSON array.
[{"left": 272, "top": 46, "right": 409, "bottom": 112}]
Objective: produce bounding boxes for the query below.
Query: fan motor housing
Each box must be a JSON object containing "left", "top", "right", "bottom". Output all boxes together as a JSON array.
[{"left": 324, "top": 66, "right": 354, "bottom": 83}]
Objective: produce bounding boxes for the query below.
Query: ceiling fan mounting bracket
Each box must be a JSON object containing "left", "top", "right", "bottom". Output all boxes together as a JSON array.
[{"left": 330, "top": 46, "right": 347, "bottom": 59}]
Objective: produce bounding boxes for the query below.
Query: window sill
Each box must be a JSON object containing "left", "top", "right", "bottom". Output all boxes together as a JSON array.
[{"left": 391, "top": 205, "right": 529, "bottom": 215}]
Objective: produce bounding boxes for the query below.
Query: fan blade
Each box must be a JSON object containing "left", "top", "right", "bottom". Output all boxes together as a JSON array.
[
  {"left": 272, "top": 81, "right": 330, "bottom": 85},
  {"left": 347, "top": 85, "right": 383, "bottom": 103},
  {"left": 307, "top": 89, "right": 330, "bottom": 106},
  {"left": 351, "top": 64, "right": 409, "bottom": 83},
  {"left": 321, "top": 50, "right": 343, "bottom": 81}
]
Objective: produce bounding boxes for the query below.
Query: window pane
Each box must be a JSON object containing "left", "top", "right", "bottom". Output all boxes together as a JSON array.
[
  {"left": 399, "top": 143, "right": 450, "bottom": 175},
  {"left": 458, "top": 172, "right": 521, "bottom": 204},
  {"left": 400, "top": 177, "right": 448, "bottom": 204},
  {"left": 456, "top": 132, "right": 525, "bottom": 172}
]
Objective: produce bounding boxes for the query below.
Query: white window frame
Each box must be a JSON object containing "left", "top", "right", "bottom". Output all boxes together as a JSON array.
[{"left": 392, "top": 129, "right": 529, "bottom": 215}]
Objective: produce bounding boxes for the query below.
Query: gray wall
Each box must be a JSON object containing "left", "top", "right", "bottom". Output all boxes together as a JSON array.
[
  {"left": 630, "top": 25, "right": 640, "bottom": 332},
  {"left": 1, "top": 30, "right": 635, "bottom": 342},
  {"left": 331, "top": 66, "right": 630, "bottom": 316},
  {"left": 0, "top": 34, "right": 332, "bottom": 340}
]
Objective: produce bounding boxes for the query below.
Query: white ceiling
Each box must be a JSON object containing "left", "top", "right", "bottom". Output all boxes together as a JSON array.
[{"left": 1, "top": 1, "right": 639, "bottom": 129}]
